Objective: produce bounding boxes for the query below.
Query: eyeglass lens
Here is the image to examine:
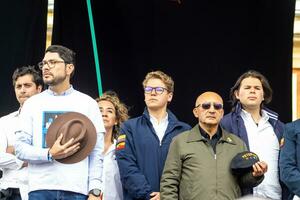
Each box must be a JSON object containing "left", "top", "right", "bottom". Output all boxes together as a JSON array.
[
  {"left": 38, "top": 60, "right": 65, "bottom": 69},
  {"left": 144, "top": 86, "right": 165, "bottom": 94}
]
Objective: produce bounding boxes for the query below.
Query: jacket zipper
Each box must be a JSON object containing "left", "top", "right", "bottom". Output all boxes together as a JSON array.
[{"left": 215, "top": 146, "right": 218, "bottom": 197}]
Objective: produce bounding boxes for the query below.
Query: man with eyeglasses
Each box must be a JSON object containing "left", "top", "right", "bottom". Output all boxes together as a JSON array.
[
  {"left": 160, "top": 91, "right": 267, "bottom": 200},
  {"left": 116, "top": 70, "right": 190, "bottom": 200},
  {"left": 0, "top": 66, "right": 42, "bottom": 200},
  {"left": 14, "top": 45, "right": 105, "bottom": 200}
]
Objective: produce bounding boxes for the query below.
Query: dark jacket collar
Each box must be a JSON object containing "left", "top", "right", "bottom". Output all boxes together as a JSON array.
[
  {"left": 142, "top": 107, "right": 187, "bottom": 134},
  {"left": 233, "top": 102, "right": 279, "bottom": 125},
  {"left": 187, "top": 124, "right": 237, "bottom": 145},
  {"left": 142, "top": 107, "right": 179, "bottom": 124},
  {"left": 229, "top": 101, "right": 283, "bottom": 146}
]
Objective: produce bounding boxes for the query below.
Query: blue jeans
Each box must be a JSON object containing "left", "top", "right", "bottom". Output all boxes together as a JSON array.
[{"left": 28, "top": 190, "right": 87, "bottom": 200}]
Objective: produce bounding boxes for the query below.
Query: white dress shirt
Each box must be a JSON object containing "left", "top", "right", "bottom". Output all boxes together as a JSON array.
[
  {"left": 294, "top": 195, "right": 300, "bottom": 200},
  {"left": 150, "top": 113, "right": 169, "bottom": 143},
  {"left": 241, "top": 109, "right": 281, "bottom": 200},
  {"left": 102, "top": 140, "right": 123, "bottom": 200},
  {"left": 0, "top": 110, "right": 28, "bottom": 200}
]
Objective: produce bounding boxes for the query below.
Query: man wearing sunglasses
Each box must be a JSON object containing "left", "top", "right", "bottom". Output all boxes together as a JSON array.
[
  {"left": 221, "top": 70, "right": 289, "bottom": 200},
  {"left": 116, "top": 70, "right": 190, "bottom": 200},
  {"left": 160, "top": 91, "right": 267, "bottom": 200}
]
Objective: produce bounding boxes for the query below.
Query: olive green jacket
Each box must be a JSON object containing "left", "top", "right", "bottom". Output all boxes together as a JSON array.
[{"left": 160, "top": 125, "right": 262, "bottom": 200}]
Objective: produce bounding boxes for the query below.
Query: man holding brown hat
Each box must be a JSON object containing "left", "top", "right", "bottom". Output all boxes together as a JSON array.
[{"left": 15, "top": 45, "right": 105, "bottom": 200}]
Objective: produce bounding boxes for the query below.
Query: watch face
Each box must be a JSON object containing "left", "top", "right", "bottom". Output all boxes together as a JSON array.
[{"left": 91, "top": 189, "right": 101, "bottom": 197}]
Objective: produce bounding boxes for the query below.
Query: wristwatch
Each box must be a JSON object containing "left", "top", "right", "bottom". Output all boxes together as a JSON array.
[
  {"left": 47, "top": 150, "right": 53, "bottom": 161},
  {"left": 89, "top": 189, "right": 101, "bottom": 197}
]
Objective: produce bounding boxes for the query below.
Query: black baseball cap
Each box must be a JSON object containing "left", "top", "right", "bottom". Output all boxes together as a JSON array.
[{"left": 230, "top": 151, "right": 259, "bottom": 175}]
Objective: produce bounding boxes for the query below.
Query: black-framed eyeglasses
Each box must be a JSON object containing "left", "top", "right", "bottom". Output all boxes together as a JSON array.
[
  {"left": 195, "top": 102, "right": 223, "bottom": 110},
  {"left": 144, "top": 86, "right": 169, "bottom": 94},
  {"left": 38, "top": 60, "right": 66, "bottom": 70}
]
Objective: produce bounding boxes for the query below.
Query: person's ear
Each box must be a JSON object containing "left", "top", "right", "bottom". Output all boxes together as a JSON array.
[
  {"left": 37, "top": 85, "right": 42, "bottom": 93},
  {"left": 193, "top": 107, "right": 199, "bottom": 118},
  {"left": 167, "top": 92, "right": 173, "bottom": 103},
  {"left": 234, "top": 90, "right": 240, "bottom": 100},
  {"left": 66, "top": 64, "right": 74, "bottom": 76},
  {"left": 220, "top": 109, "right": 224, "bottom": 118}
]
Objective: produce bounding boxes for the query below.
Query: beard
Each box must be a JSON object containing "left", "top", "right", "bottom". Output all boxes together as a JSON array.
[{"left": 43, "top": 73, "right": 67, "bottom": 86}]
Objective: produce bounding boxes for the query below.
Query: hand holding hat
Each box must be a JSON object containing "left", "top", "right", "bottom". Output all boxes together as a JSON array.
[
  {"left": 230, "top": 151, "right": 268, "bottom": 176},
  {"left": 252, "top": 161, "right": 268, "bottom": 177},
  {"left": 49, "top": 133, "right": 81, "bottom": 160},
  {"left": 46, "top": 112, "right": 97, "bottom": 164},
  {"left": 231, "top": 151, "right": 268, "bottom": 188}
]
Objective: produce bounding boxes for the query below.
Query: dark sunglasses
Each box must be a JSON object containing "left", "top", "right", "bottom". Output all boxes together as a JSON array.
[{"left": 195, "top": 102, "right": 223, "bottom": 110}]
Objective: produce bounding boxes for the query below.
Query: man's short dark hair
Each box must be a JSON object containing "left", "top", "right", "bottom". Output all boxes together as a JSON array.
[
  {"left": 45, "top": 45, "right": 76, "bottom": 77},
  {"left": 230, "top": 70, "right": 273, "bottom": 107},
  {"left": 12, "top": 66, "right": 43, "bottom": 88},
  {"left": 45, "top": 45, "right": 76, "bottom": 65}
]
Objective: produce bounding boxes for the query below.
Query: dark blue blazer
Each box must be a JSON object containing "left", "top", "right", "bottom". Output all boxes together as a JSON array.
[{"left": 280, "top": 120, "right": 300, "bottom": 200}]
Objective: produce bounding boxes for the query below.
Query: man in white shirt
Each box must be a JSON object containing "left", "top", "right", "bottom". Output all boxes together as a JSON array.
[
  {"left": 0, "top": 66, "right": 43, "bottom": 200},
  {"left": 15, "top": 45, "right": 105, "bottom": 200},
  {"left": 221, "top": 70, "right": 288, "bottom": 200}
]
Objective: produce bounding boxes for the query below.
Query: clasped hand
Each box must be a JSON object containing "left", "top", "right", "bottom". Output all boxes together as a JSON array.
[{"left": 49, "top": 133, "right": 80, "bottom": 159}]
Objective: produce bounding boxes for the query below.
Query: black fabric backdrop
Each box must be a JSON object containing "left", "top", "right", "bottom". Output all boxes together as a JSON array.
[
  {"left": 0, "top": 1, "right": 47, "bottom": 115},
  {"left": 1, "top": 0, "right": 295, "bottom": 125}
]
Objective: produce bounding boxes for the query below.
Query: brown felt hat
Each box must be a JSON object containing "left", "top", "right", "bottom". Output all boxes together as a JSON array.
[{"left": 46, "top": 112, "right": 97, "bottom": 164}]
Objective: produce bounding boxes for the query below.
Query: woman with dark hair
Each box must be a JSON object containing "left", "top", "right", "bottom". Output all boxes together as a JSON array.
[
  {"left": 96, "top": 91, "right": 129, "bottom": 200},
  {"left": 221, "top": 70, "right": 288, "bottom": 200}
]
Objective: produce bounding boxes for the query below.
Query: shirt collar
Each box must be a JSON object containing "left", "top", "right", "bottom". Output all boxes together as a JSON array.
[
  {"left": 12, "top": 109, "right": 21, "bottom": 117},
  {"left": 187, "top": 125, "right": 236, "bottom": 145},
  {"left": 46, "top": 85, "right": 74, "bottom": 96},
  {"left": 198, "top": 125, "right": 221, "bottom": 140},
  {"left": 241, "top": 109, "right": 269, "bottom": 123},
  {"left": 260, "top": 110, "right": 269, "bottom": 122},
  {"left": 149, "top": 113, "right": 168, "bottom": 125},
  {"left": 241, "top": 109, "right": 251, "bottom": 118}
]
